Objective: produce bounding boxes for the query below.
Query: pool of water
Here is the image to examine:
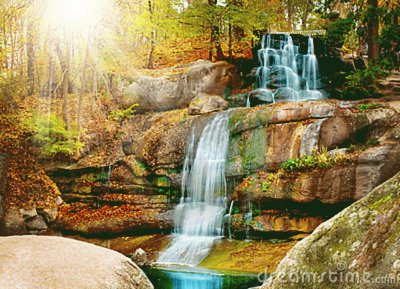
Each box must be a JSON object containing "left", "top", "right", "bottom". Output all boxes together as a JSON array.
[{"left": 143, "top": 266, "right": 261, "bottom": 289}]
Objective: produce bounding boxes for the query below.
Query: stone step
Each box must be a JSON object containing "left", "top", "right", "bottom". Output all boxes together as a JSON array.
[
  {"left": 391, "top": 70, "right": 400, "bottom": 76},
  {"left": 392, "top": 86, "right": 400, "bottom": 93},
  {"left": 386, "top": 78, "right": 400, "bottom": 83},
  {"left": 378, "top": 89, "right": 400, "bottom": 96},
  {"left": 377, "top": 81, "right": 394, "bottom": 89}
]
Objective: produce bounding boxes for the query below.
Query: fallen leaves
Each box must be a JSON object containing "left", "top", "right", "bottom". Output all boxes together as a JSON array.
[{"left": 0, "top": 103, "right": 60, "bottom": 212}]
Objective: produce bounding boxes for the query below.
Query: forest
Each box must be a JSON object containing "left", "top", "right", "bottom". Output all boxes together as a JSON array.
[{"left": 0, "top": 1, "right": 399, "bottom": 289}]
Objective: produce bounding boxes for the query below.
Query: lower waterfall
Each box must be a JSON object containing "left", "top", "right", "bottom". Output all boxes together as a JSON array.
[{"left": 157, "top": 112, "right": 230, "bottom": 265}]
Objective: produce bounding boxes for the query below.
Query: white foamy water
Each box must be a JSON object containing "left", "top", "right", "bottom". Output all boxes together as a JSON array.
[
  {"left": 158, "top": 112, "right": 230, "bottom": 265},
  {"left": 253, "top": 34, "right": 325, "bottom": 103}
]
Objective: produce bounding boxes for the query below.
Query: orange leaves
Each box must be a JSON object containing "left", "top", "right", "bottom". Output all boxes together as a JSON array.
[
  {"left": 0, "top": 107, "right": 60, "bottom": 212},
  {"left": 58, "top": 202, "right": 158, "bottom": 227}
]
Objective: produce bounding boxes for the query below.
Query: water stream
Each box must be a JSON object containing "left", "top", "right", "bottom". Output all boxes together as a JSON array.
[
  {"left": 158, "top": 112, "right": 231, "bottom": 265},
  {"left": 247, "top": 33, "right": 325, "bottom": 106},
  {"left": 144, "top": 267, "right": 260, "bottom": 289}
]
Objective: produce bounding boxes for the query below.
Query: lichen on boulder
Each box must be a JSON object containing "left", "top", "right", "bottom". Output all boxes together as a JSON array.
[
  {"left": 123, "top": 60, "right": 239, "bottom": 113},
  {"left": 262, "top": 171, "right": 400, "bottom": 289},
  {"left": 188, "top": 93, "right": 229, "bottom": 115}
]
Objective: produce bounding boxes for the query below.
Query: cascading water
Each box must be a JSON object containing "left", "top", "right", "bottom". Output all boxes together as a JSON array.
[
  {"left": 223, "top": 201, "right": 234, "bottom": 239},
  {"left": 158, "top": 112, "right": 230, "bottom": 265},
  {"left": 248, "top": 33, "right": 325, "bottom": 106}
]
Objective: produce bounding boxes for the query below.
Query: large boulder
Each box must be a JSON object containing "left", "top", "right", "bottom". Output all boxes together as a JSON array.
[
  {"left": 188, "top": 93, "right": 229, "bottom": 115},
  {"left": 0, "top": 235, "right": 153, "bottom": 289},
  {"left": 262, "top": 171, "right": 400, "bottom": 289},
  {"left": 123, "top": 60, "right": 239, "bottom": 113}
]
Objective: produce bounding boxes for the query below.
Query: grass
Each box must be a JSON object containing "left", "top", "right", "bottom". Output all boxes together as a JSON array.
[{"left": 357, "top": 103, "right": 380, "bottom": 111}]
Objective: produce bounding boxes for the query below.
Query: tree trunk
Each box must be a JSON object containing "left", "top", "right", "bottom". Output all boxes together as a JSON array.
[
  {"left": 27, "top": 22, "right": 35, "bottom": 96},
  {"left": 301, "top": 0, "right": 311, "bottom": 30},
  {"left": 77, "top": 31, "right": 90, "bottom": 148},
  {"left": 287, "top": 0, "right": 293, "bottom": 31},
  {"left": 208, "top": 0, "right": 224, "bottom": 61},
  {"left": 232, "top": 0, "right": 244, "bottom": 40},
  {"left": 228, "top": 22, "right": 233, "bottom": 61},
  {"left": 147, "top": 0, "right": 155, "bottom": 69},
  {"left": 48, "top": 26, "right": 56, "bottom": 97},
  {"left": 367, "top": 0, "right": 379, "bottom": 65},
  {"left": 214, "top": 25, "right": 224, "bottom": 60},
  {"left": 58, "top": 35, "right": 72, "bottom": 133},
  {"left": 209, "top": 32, "right": 214, "bottom": 61},
  {"left": 148, "top": 30, "right": 155, "bottom": 68}
]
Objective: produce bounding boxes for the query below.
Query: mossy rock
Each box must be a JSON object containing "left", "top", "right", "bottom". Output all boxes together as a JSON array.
[
  {"left": 226, "top": 127, "right": 268, "bottom": 177},
  {"left": 263, "top": 172, "right": 400, "bottom": 289}
]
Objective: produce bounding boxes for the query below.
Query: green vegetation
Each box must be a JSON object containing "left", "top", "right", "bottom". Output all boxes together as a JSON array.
[
  {"left": 108, "top": 104, "right": 139, "bottom": 122},
  {"left": 324, "top": 15, "right": 355, "bottom": 48},
  {"left": 343, "top": 66, "right": 388, "bottom": 99},
  {"left": 319, "top": 1, "right": 399, "bottom": 100},
  {"left": 281, "top": 149, "right": 345, "bottom": 173},
  {"left": 262, "top": 181, "right": 270, "bottom": 192},
  {"left": 26, "top": 113, "right": 83, "bottom": 156},
  {"left": 357, "top": 103, "right": 380, "bottom": 111},
  {"left": 369, "top": 193, "right": 393, "bottom": 212},
  {"left": 346, "top": 139, "right": 380, "bottom": 153},
  {"left": 252, "top": 205, "right": 260, "bottom": 217}
]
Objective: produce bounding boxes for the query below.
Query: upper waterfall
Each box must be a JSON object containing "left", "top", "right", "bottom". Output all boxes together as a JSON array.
[
  {"left": 157, "top": 112, "right": 230, "bottom": 265},
  {"left": 248, "top": 33, "right": 325, "bottom": 106}
]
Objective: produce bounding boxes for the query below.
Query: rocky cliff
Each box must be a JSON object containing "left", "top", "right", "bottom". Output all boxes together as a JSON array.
[
  {"left": 262, "top": 171, "right": 400, "bottom": 289},
  {"left": 49, "top": 98, "right": 400, "bottom": 236},
  {"left": 2, "top": 60, "right": 398, "bottom": 238}
]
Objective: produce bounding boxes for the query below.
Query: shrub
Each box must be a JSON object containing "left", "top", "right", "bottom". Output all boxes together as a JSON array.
[
  {"left": 262, "top": 181, "right": 270, "bottom": 192},
  {"left": 342, "top": 66, "right": 387, "bottom": 99},
  {"left": 357, "top": 103, "right": 380, "bottom": 111},
  {"left": 108, "top": 104, "right": 139, "bottom": 122},
  {"left": 346, "top": 139, "right": 380, "bottom": 153},
  {"left": 281, "top": 149, "right": 345, "bottom": 173},
  {"left": 26, "top": 113, "right": 84, "bottom": 156},
  {"left": 324, "top": 16, "right": 354, "bottom": 48}
]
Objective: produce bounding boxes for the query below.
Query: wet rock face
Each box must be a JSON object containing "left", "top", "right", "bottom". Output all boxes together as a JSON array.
[
  {"left": 234, "top": 144, "right": 400, "bottom": 205},
  {"left": 50, "top": 98, "right": 400, "bottom": 236},
  {"left": 226, "top": 101, "right": 339, "bottom": 176},
  {"left": 232, "top": 212, "right": 324, "bottom": 234},
  {"left": 262, "top": 172, "right": 400, "bottom": 289},
  {"left": 0, "top": 236, "right": 153, "bottom": 289},
  {"left": 123, "top": 60, "right": 239, "bottom": 113}
]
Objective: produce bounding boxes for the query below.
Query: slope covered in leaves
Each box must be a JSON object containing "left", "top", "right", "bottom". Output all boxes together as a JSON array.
[{"left": 0, "top": 103, "right": 60, "bottom": 213}]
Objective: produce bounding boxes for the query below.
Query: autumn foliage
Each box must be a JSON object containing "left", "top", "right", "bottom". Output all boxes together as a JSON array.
[{"left": 0, "top": 103, "right": 60, "bottom": 212}]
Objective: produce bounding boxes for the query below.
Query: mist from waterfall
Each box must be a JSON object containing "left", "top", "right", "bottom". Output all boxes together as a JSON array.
[
  {"left": 249, "top": 33, "right": 325, "bottom": 106},
  {"left": 157, "top": 112, "right": 230, "bottom": 265}
]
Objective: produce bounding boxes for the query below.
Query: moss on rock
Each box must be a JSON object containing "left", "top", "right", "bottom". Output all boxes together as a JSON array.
[{"left": 263, "top": 172, "right": 400, "bottom": 289}]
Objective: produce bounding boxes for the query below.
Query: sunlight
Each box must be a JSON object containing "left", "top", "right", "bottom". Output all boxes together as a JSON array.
[{"left": 46, "top": 0, "right": 106, "bottom": 30}]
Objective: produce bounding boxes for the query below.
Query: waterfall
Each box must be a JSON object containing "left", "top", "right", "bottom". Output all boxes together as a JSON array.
[
  {"left": 158, "top": 112, "right": 230, "bottom": 265},
  {"left": 251, "top": 34, "right": 325, "bottom": 106}
]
